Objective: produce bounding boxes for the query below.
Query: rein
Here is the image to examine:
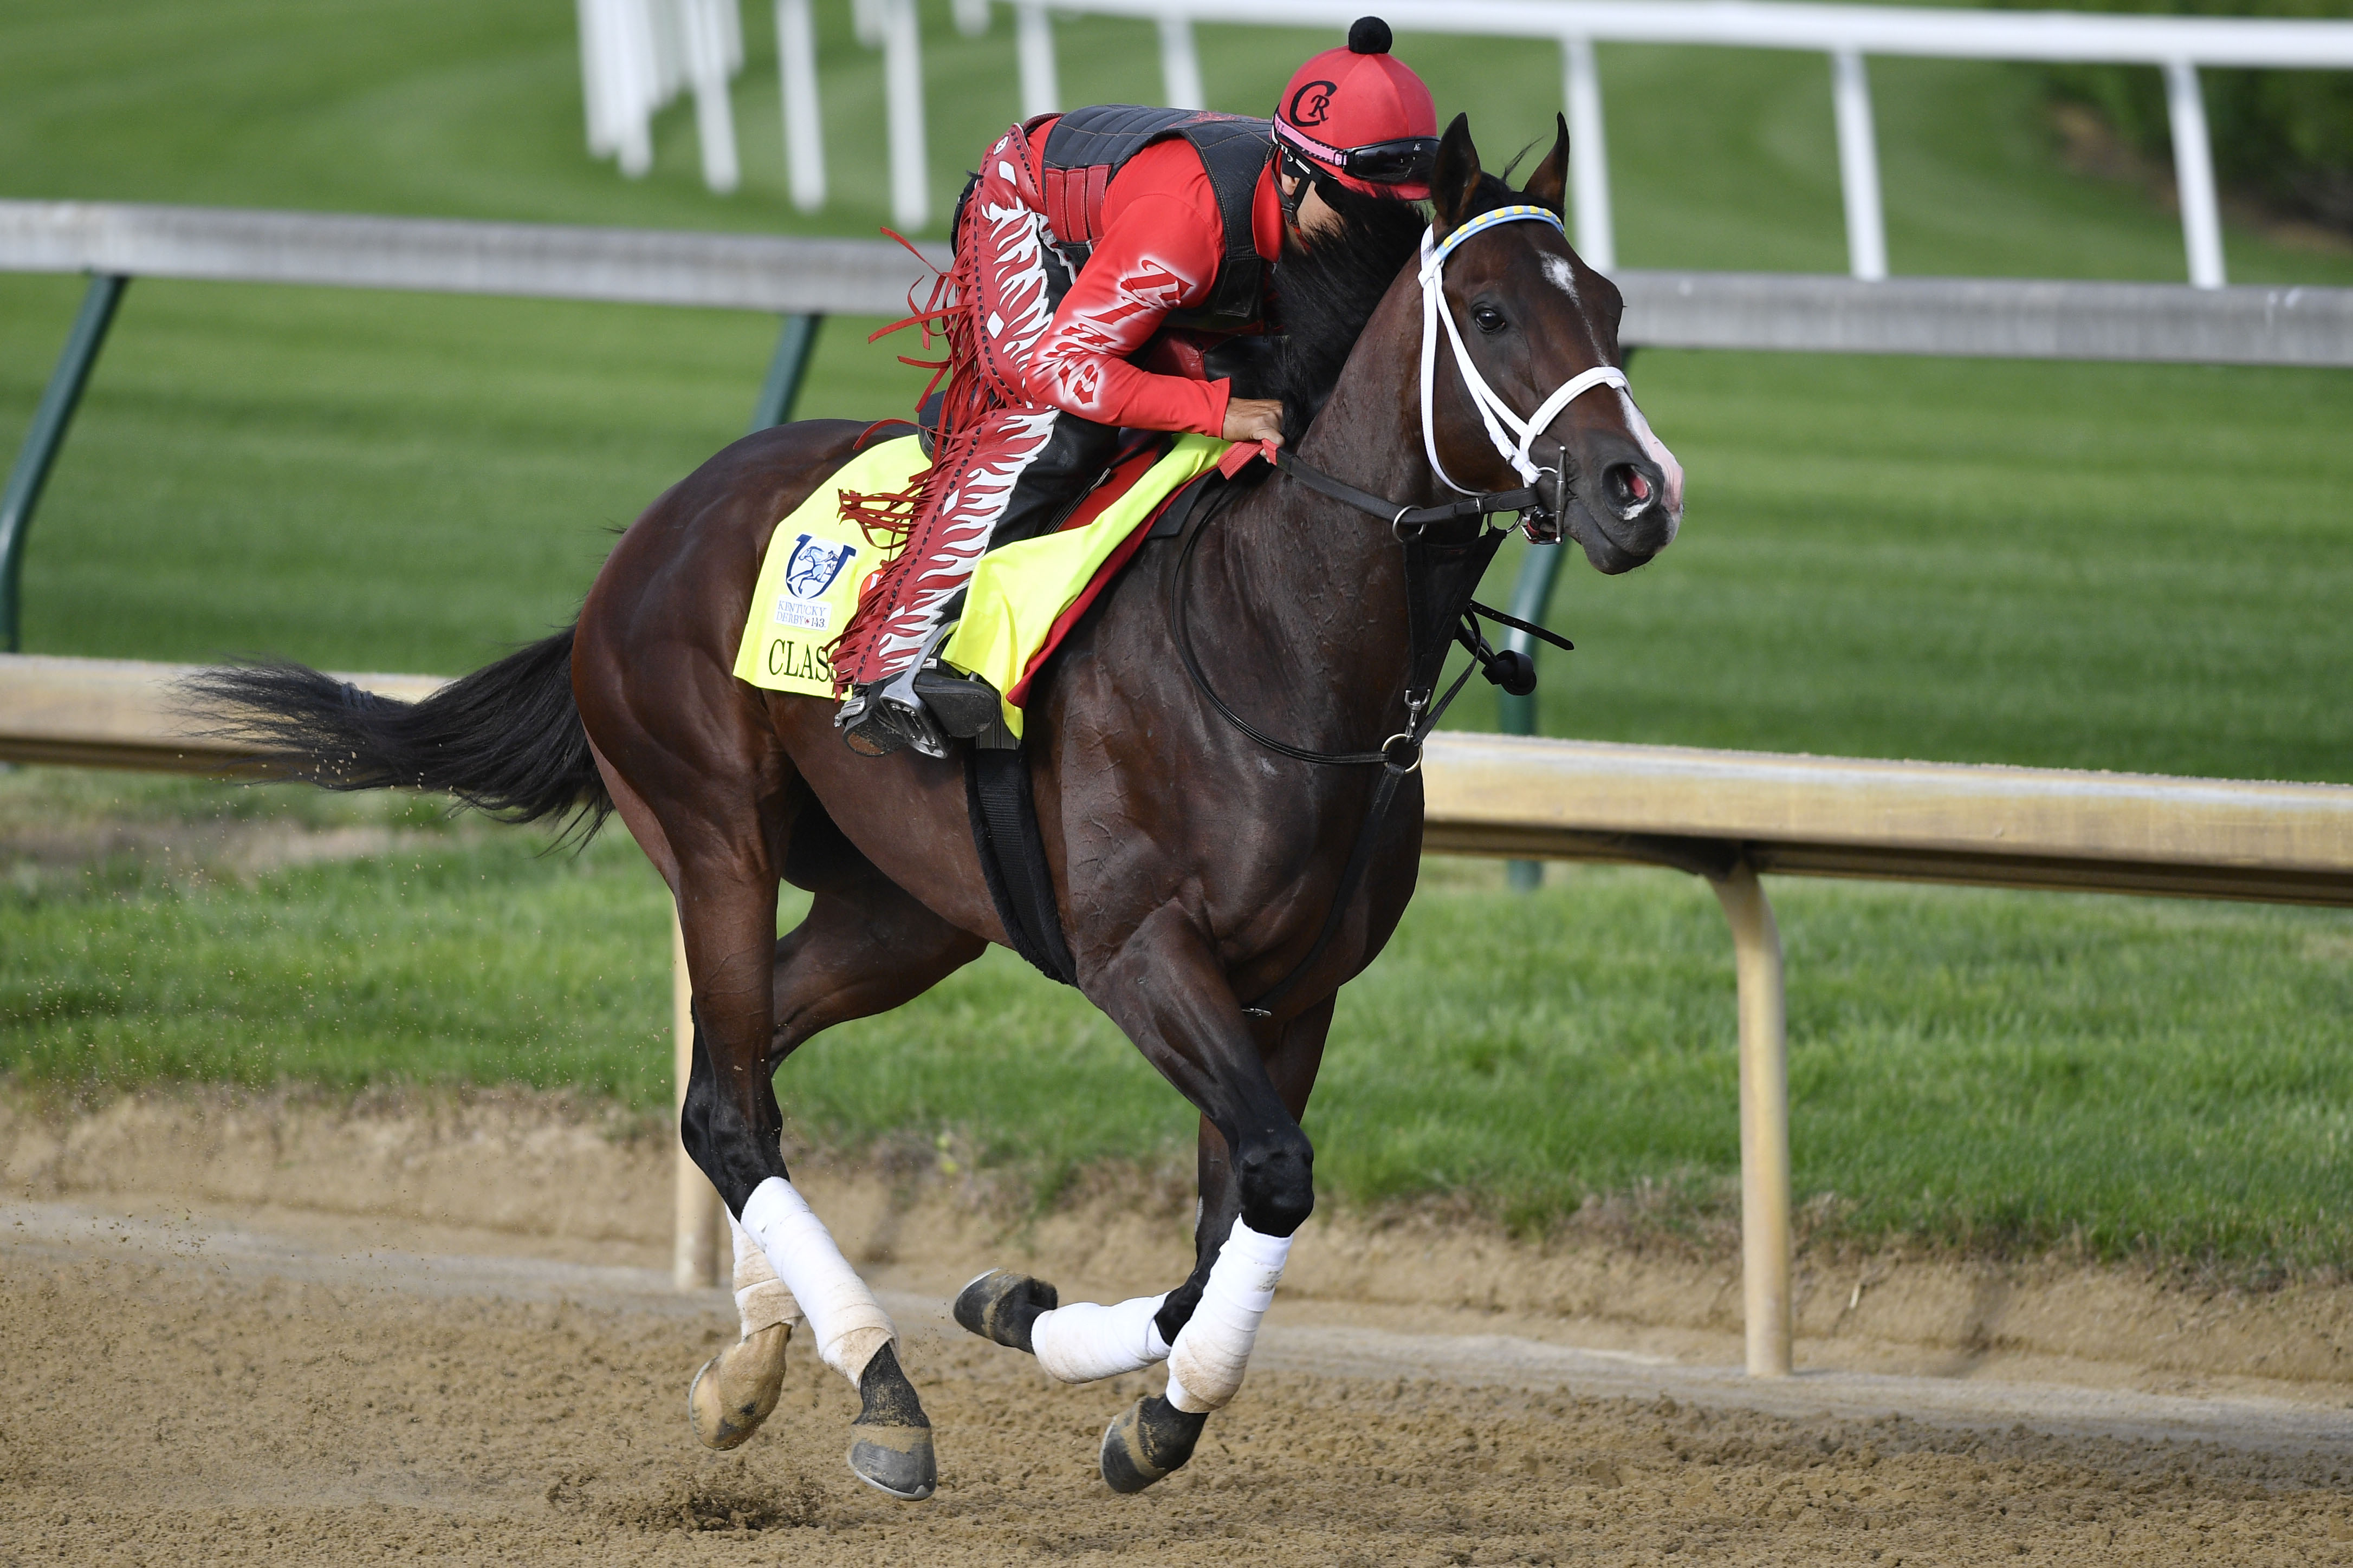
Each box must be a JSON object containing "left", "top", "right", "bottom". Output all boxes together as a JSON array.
[{"left": 1171, "top": 204, "right": 1608, "bottom": 1018}]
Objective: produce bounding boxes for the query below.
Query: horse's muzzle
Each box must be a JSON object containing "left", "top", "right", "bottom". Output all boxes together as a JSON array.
[{"left": 1566, "top": 446, "right": 1677, "bottom": 575}]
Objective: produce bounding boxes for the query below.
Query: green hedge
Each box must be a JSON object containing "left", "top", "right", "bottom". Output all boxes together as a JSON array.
[{"left": 2014, "top": 0, "right": 2353, "bottom": 232}]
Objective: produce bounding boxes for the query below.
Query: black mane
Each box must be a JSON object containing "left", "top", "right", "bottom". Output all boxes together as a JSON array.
[
  {"left": 1263, "top": 172, "right": 1527, "bottom": 443},
  {"left": 1265, "top": 180, "right": 1431, "bottom": 443}
]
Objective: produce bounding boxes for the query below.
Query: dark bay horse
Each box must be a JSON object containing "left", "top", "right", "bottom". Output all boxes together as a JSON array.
[{"left": 194, "top": 115, "right": 1681, "bottom": 1499}]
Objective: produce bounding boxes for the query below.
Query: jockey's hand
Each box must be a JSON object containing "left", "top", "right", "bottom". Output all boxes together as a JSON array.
[{"left": 1222, "top": 398, "right": 1286, "bottom": 448}]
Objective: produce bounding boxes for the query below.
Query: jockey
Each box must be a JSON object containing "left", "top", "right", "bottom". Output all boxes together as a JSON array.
[{"left": 832, "top": 15, "right": 1440, "bottom": 757}]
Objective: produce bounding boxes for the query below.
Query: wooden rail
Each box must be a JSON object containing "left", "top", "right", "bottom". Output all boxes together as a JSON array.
[{"left": 7, "top": 654, "right": 2351, "bottom": 1374}]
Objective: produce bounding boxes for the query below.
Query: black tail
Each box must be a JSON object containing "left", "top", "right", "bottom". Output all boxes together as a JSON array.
[{"left": 183, "top": 626, "right": 613, "bottom": 840}]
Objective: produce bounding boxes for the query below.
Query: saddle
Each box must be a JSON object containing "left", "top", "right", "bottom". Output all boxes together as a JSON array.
[{"left": 734, "top": 434, "right": 1234, "bottom": 986}]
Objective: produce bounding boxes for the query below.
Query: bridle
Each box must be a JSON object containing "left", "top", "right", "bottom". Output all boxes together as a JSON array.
[
  {"left": 1417, "top": 205, "right": 1629, "bottom": 508},
  {"left": 1171, "top": 201, "right": 1629, "bottom": 1016}
]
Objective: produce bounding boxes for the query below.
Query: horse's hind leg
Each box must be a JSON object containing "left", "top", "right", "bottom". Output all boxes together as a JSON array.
[
  {"left": 595, "top": 704, "right": 957, "bottom": 1495},
  {"left": 683, "top": 806, "right": 983, "bottom": 1484}
]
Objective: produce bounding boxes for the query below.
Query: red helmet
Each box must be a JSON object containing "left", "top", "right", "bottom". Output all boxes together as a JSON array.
[{"left": 1273, "top": 17, "right": 1439, "bottom": 201}]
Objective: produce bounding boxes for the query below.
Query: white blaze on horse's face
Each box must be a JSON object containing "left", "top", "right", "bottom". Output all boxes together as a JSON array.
[
  {"left": 1418, "top": 204, "right": 1682, "bottom": 572},
  {"left": 1616, "top": 390, "right": 1686, "bottom": 533},
  {"left": 1531, "top": 239, "right": 1682, "bottom": 531}
]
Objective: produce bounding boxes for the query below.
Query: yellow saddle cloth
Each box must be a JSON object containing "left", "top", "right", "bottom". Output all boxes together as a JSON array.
[{"left": 732, "top": 432, "right": 1227, "bottom": 739}]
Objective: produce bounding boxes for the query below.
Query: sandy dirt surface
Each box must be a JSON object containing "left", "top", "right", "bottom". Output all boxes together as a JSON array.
[
  {"left": 10, "top": 1089, "right": 2353, "bottom": 1398},
  {"left": 8, "top": 1159, "right": 2353, "bottom": 1564},
  {"left": 6, "top": 1199, "right": 2353, "bottom": 1567}
]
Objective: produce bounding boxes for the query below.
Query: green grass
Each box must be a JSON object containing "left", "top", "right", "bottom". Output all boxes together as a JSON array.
[
  {"left": 4, "top": 1, "right": 2348, "bottom": 773},
  {"left": 6, "top": 769, "right": 2348, "bottom": 1272},
  {"left": 3, "top": 2, "right": 2351, "bottom": 1267}
]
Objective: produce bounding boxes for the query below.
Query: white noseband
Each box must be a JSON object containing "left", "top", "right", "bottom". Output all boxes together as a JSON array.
[{"left": 1417, "top": 204, "right": 1629, "bottom": 495}]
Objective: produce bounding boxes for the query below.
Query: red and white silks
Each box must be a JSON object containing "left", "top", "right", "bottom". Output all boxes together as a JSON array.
[
  {"left": 832, "top": 126, "right": 1071, "bottom": 689},
  {"left": 830, "top": 124, "right": 1232, "bottom": 689}
]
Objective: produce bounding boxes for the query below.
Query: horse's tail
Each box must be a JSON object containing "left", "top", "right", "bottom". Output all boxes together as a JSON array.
[{"left": 184, "top": 626, "right": 613, "bottom": 840}]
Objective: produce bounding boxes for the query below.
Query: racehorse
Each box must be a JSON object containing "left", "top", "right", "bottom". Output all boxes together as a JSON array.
[{"left": 193, "top": 115, "right": 1682, "bottom": 1499}]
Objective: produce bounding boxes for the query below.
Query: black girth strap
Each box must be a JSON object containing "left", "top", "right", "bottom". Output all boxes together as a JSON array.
[{"left": 965, "top": 744, "right": 1079, "bottom": 986}]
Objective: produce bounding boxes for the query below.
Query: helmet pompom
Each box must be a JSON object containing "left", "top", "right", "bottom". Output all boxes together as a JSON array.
[{"left": 1347, "top": 16, "right": 1392, "bottom": 55}]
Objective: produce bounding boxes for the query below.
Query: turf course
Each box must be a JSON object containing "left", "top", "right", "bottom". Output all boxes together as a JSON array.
[{"left": 2, "top": 0, "right": 2349, "bottom": 1267}]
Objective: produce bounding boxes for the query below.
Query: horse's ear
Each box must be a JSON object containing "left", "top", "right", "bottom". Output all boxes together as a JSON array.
[
  {"left": 1431, "top": 113, "right": 1482, "bottom": 236},
  {"left": 1521, "top": 113, "right": 1570, "bottom": 218}
]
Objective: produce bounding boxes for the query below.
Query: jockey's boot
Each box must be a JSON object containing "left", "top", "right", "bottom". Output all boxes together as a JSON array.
[
  {"left": 835, "top": 682, "right": 949, "bottom": 759},
  {"left": 837, "top": 620, "right": 1006, "bottom": 756},
  {"left": 909, "top": 663, "right": 1004, "bottom": 739}
]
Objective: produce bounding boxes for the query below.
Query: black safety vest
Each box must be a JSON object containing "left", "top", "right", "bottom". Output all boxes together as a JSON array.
[{"left": 1034, "top": 105, "right": 1273, "bottom": 329}]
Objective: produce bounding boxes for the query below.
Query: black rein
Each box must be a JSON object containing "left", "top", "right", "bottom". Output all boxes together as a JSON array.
[{"left": 1168, "top": 446, "right": 1574, "bottom": 1017}]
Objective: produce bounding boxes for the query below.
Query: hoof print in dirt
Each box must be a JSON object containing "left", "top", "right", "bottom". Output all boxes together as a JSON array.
[
  {"left": 687, "top": 1321, "right": 792, "bottom": 1450},
  {"left": 847, "top": 1343, "right": 936, "bottom": 1501},
  {"left": 1099, "top": 1394, "right": 1206, "bottom": 1494},
  {"left": 954, "top": 1269, "right": 1059, "bottom": 1354}
]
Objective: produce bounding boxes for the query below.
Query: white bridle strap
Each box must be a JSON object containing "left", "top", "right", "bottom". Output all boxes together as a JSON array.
[{"left": 1417, "top": 205, "right": 1630, "bottom": 495}]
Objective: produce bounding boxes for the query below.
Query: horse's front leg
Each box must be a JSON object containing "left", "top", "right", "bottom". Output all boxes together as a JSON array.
[
  {"left": 673, "top": 849, "right": 938, "bottom": 1500},
  {"left": 956, "top": 909, "right": 1330, "bottom": 1491}
]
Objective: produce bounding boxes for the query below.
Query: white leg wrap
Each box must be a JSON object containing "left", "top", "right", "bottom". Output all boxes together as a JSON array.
[
  {"left": 739, "top": 1176, "right": 897, "bottom": 1385},
  {"left": 1163, "top": 1218, "right": 1291, "bottom": 1414},
  {"left": 727, "top": 1211, "right": 804, "bottom": 1340},
  {"left": 1030, "top": 1294, "right": 1170, "bottom": 1384}
]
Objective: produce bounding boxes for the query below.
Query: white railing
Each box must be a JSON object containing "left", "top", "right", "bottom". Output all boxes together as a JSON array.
[
  {"left": 744, "top": 0, "right": 2353, "bottom": 287},
  {"left": 12, "top": 201, "right": 2350, "bottom": 363},
  {"left": 579, "top": 0, "right": 748, "bottom": 192}
]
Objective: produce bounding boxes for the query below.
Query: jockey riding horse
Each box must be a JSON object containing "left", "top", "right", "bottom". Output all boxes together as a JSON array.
[{"left": 831, "top": 15, "right": 1443, "bottom": 757}]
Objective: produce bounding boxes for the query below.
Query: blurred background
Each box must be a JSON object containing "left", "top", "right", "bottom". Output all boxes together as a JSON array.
[{"left": 2, "top": 0, "right": 2348, "bottom": 1270}]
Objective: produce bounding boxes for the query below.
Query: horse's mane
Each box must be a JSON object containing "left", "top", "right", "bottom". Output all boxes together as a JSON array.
[
  {"left": 1265, "top": 180, "right": 1428, "bottom": 443},
  {"left": 1266, "top": 171, "right": 1527, "bottom": 443}
]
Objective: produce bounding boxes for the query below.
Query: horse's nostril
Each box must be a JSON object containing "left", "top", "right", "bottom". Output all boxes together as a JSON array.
[{"left": 1604, "top": 463, "right": 1655, "bottom": 516}]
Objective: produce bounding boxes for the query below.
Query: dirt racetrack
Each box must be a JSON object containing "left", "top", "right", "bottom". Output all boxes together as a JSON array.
[{"left": 8, "top": 1096, "right": 2353, "bottom": 1565}]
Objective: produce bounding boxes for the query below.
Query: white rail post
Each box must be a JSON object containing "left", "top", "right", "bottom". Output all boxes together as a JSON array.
[
  {"left": 852, "top": 0, "right": 885, "bottom": 48},
  {"left": 672, "top": 910, "right": 725, "bottom": 1290},
  {"left": 600, "top": 0, "right": 657, "bottom": 178},
  {"left": 1158, "top": 12, "right": 1205, "bottom": 110},
  {"left": 1560, "top": 36, "right": 1615, "bottom": 271},
  {"left": 952, "top": 0, "right": 990, "bottom": 36},
  {"left": 1710, "top": 862, "right": 1792, "bottom": 1377},
  {"left": 1015, "top": 2, "right": 1060, "bottom": 119},
  {"left": 1829, "top": 48, "right": 1888, "bottom": 282},
  {"left": 883, "top": 0, "right": 930, "bottom": 230},
  {"left": 776, "top": 0, "right": 826, "bottom": 210},
  {"left": 579, "top": 0, "right": 615, "bottom": 157},
  {"left": 2164, "top": 58, "right": 2227, "bottom": 289},
  {"left": 684, "top": 0, "right": 742, "bottom": 194}
]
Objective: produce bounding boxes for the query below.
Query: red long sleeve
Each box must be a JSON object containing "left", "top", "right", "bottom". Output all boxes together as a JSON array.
[{"left": 1019, "top": 138, "right": 1261, "bottom": 435}]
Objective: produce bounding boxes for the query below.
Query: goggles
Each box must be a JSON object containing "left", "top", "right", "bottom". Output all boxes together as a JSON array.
[{"left": 1272, "top": 118, "right": 1438, "bottom": 188}]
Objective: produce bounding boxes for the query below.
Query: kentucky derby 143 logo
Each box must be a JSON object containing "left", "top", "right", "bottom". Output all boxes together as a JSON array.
[{"left": 772, "top": 533, "right": 858, "bottom": 630}]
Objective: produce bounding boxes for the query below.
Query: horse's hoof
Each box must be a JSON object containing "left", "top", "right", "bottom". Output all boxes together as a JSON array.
[
  {"left": 686, "top": 1320, "right": 791, "bottom": 1450},
  {"left": 1099, "top": 1394, "right": 1206, "bottom": 1494},
  {"left": 952, "top": 1268, "right": 1058, "bottom": 1354},
  {"left": 847, "top": 1342, "right": 936, "bottom": 1501}
]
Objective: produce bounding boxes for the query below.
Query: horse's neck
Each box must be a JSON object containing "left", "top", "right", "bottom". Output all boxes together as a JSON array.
[{"left": 1201, "top": 347, "right": 1437, "bottom": 741}]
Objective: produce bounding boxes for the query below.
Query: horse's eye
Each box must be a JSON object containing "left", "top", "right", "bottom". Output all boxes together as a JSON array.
[{"left": 1471, "top": 305, "right": 1507, "bottom": 334}]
